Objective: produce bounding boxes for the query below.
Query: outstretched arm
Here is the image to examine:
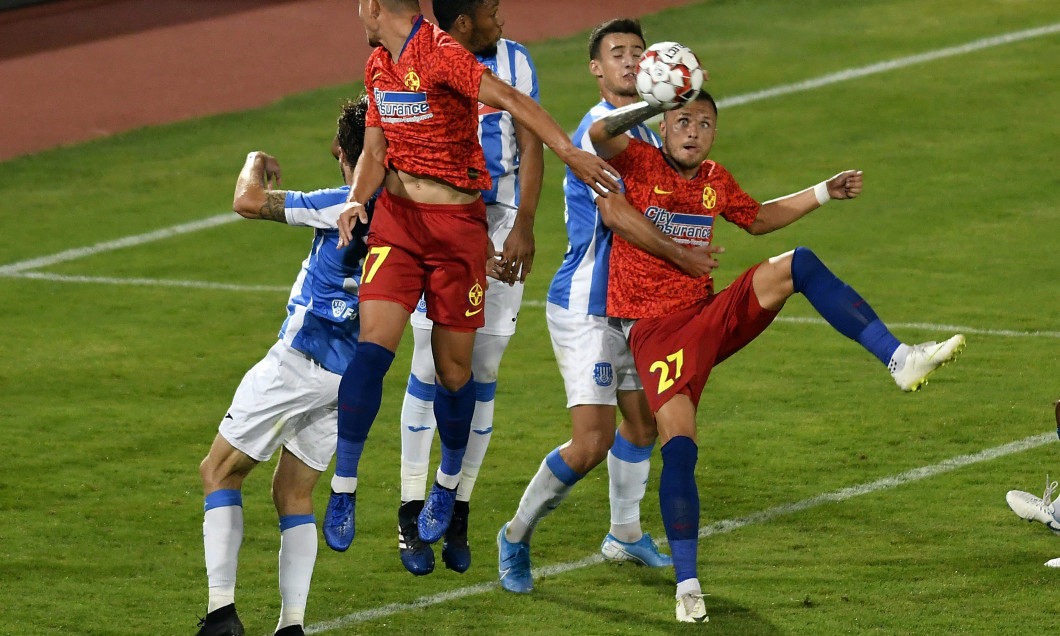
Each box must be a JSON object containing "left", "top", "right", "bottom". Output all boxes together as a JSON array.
[
  {"left": 587, "top": 101, "right": 665, "bottom": 160},
  {"left": 597, "top": 192, "right": 723, "bottom": 278},
  {"left": 233, "top": 151, "right": 287, "bottom": 222},
  {"left": 747, "top": 170, "right": 863, "bottom": 235},
  {"left": 479, "top": 71, "right": 620, "bottom": 196}
]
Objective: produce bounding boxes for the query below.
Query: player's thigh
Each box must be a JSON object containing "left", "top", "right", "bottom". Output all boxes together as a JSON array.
[
  {"left": 547, "top": 302, "right": 638, "bottom": 408},
  {"left": 224, "top": 342, "right": 339, "bottom": 466}
]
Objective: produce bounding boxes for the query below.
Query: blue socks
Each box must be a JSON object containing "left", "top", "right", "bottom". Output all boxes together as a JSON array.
[
  {"left": 660, "top": 436, "right": 699, "bottom": 584},
  {"left": 335, "top": 341, "right": 395, "bottom": 479},
  {"left": 434, "top": 376, "right": 476, "bottom": 477},
  {"left": 790, "top": 246, "right": 900, "bottom": 365}
]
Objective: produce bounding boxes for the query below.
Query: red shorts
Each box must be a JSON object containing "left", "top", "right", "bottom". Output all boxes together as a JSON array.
[
  {"left": 626, "top": 265, "right": 779, "bottom": 412},
  {"left": 362, "top": 189, "right": 488, "bottom": 332}
]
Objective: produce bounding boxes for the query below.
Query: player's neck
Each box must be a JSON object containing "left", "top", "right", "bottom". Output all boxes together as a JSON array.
[
  {"left": 380, "top": 12, "right": 422, "bottom": 61},
  {"left": 601, "top": 91, "right": 639, "bottom": 109}
]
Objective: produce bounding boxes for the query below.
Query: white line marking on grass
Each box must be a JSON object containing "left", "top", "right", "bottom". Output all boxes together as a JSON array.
[
  {"left": 305, "top": 432, "right": 1056, "bottom": 634},
  {"left": 6, "top": 271, "right": 289, "bottom": 293},
  {"left": 717, "top": 22, "right": 1060, "bottom": 108},
  {"left": 0, "top": 213, "right": 238, "bottom": 275}
]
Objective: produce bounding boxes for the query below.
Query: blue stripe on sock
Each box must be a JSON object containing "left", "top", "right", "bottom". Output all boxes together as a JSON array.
[
  {"left": 545, "top": 447, "right": 584, "bottom": 486},
  {"left": 475, "top": 380, "right": 497, "bottom": 402},
  {"left": 406, "top": 374, "right": 437, "bottom": 401},
  {"left": 204, "top": 489, "right": 242, "bottom": 512},
  {"left": 610, "top": 430, "right": 654, "bottom": 462},
  {"left": 278, "top": 514, "right": 316, "bottom": 532}
]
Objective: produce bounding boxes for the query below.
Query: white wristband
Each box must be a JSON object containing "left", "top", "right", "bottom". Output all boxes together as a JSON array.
[{"left": 813, "top": 181, "right": 831, "bottom": 206}]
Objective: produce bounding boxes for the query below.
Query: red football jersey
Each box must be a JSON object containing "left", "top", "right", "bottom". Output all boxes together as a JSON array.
[
  {"left": 365, "top": 16, "right": 491, "bottom": 191},
  {"left": 606, "top": 138, "right": 761, "bottom": 319}
]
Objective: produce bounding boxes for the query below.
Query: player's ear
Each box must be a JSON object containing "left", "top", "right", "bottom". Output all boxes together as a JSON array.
[{"left": 589, "top": 58, "right": 602, "bottom": 79}]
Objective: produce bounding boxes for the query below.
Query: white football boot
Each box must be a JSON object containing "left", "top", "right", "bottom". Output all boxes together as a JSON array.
[
  {"left": 890, "top": 334, "right": 966, "bottom": 392},
  {"left": 1007, "top": 476, "right": 1060, "bottom": 534},
  {"left": 676, "top": 593, "right": 708, "bottom": 623}
]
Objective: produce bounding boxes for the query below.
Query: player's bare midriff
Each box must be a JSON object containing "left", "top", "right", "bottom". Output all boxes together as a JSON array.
[{"left": 385, "top": 169, "right": 481, "bottom": 205}]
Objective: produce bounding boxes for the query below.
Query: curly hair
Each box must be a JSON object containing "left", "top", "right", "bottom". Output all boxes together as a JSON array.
[{"left": 336, "top": 93, "right": 369, "bottom": 167}]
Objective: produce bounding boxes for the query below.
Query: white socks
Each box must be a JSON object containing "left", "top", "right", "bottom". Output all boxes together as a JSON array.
[
  {"left": 276, "top": 522, "right": 317, "bottom": 631},
  {"left": 203, "top": 505, "right": 243, "bottom": 612}
]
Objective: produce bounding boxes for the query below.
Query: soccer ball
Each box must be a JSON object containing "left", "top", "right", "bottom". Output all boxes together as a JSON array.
[{"left": 635, "top": 42, "right": 704, "bottom": 110}]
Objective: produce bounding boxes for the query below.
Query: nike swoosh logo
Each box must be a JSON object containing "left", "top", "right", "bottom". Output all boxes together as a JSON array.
[
  {"left": 372, "top": 72, "right": 382, "bottom": 80},
  {"left": 224, "top": 413, "right": 234, "bottom": 420},
  {"left": 465, "top": 308, "right": 483, "bottom": 317},
  {"left": 653, "top": 185, "right": 673, "bottom": 195}
]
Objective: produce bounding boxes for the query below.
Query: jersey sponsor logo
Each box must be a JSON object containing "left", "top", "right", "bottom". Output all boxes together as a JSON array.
[
  {"left": 331, "top": 299, "right": 357, "bottom": 320},
  {"left": 593, "top": 362, "right": 614, "bottom": 387},
  {"left": 403, "top": 68, "right": 421, "bottom": 91},
  {"left": 653, "top": 185, "right": 674, "bottom": 195},
  {"left": 644, "top": 206, "right": 714, "bottom": 246},
  {"left": 373, "top": 88, "right": 434, "bottom": 124},
  {"left": 702, "top": 185, "right": 717, "bottom": 210}
]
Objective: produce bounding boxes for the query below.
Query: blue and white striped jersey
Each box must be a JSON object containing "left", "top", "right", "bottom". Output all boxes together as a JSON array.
[
  {"left": 476, "top": 38, "right": 539, "bottom": 209},
  {"left": 546, "top": 101, "right": 661, "bottom": 316},
  {"left": 278, "top": 185, "right": 372, "bottom": 375}
]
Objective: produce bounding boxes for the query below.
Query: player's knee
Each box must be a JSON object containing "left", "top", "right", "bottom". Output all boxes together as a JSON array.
[{"left": 435, "top": 366, "right": 472, "bottom": 392}]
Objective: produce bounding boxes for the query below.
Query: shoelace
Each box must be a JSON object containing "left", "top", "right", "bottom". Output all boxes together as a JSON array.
[{"left": 1043, "top": 474, "right": 1058, "bottom": 507}]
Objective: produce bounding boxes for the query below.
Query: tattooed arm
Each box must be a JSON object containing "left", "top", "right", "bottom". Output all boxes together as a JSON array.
[
  {"left": 233, "top": 151, "right": 288, "bottom": 222},
  {"left": 587, "top": 101, "right": 664, "bottom": 160}
]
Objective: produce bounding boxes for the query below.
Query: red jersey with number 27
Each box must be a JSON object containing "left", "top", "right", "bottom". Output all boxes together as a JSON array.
[
  {"left": 607, "top": 138, "right": 761, "bottom": 319},
  {"left": 365, "top": 16, "right": 491, "bottom": 191}
]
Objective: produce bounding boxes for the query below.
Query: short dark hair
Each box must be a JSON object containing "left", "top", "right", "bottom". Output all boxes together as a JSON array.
[
  {"left": 432, "top": 0, "right": 487, "bottom": 31},
  {"left": 588, "top": 18, "right": 644, "bottom": 61},
  {"left": 693, "top": 89, "right": 718, "bottom": 118},
  {"left": 381, "top": 0, "right": 421, "bottom": 12},
  {"left": 336, "top": 94, "right": 370, "bottom": 167}
]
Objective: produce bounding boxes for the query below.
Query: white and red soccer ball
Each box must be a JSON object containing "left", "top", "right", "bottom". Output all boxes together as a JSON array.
[{"left": 635, "top": 41, "right": 704, "bottom": 110}]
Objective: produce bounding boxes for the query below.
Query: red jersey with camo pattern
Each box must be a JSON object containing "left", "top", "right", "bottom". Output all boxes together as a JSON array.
[
  {"left": 365, "top": 16, "right": 491, "bottom": 191},
  {"left": 606, "top": 138, "right": 761, "bottom": 319}
]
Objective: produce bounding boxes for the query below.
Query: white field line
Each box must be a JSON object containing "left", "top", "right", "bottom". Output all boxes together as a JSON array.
[
  {"left": 716, "top": 22, "right": 1060, "bottom": 108},
  {"left": 305, "top": 432, "right": 1057, "bottom": 634},
  {"left": 4, "top": 23, "right": 1059, "bottom": 280}
]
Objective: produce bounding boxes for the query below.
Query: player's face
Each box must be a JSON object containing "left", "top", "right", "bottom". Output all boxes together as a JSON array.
[
  {"left": 359, "top": 0, "right": 382, "bottom": 48},
  {"left": 466, "top": 0, "right": 503, "bottom": 57},
  {"left": 659, "top": 100, "right": 718, "bottom": 172},
  {"left": 591, "top": 33, "right": 645, "bottom": 99}
]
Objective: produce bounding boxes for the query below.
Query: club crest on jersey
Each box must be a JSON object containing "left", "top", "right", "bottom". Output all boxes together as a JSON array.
[
  {"left": 373, "top": 87, "right": 433, "bottom": 124},
  {"left": 644, "top": 206, "right": 714, "bottom": 246},
  {"left": 593, "top": 363, "right": 614, "bottom": 387},
  {"left": 331, "top": 299, "right": 357, "bottom": 320},
  {"left": 415, "top": 297, "right": 428, "bottom": 314},
  {"left": 403, "top": 68, "right": 421, "bottom": 91},
  {"left": 702, "top": 186, "right": 717, "bottom": 210}
]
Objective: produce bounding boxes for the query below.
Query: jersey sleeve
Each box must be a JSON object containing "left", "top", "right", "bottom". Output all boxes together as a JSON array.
[
  {"left": 284, "top": 188, "right": 349, "bottom": 229},
  {"left": 430, "top": 38, "right": 486, "bottom": 100},
  {"left": 714, "top": 164, "right": 761, "bottom": 229},
  {"left": 364, "top": 54, "right": 381, "bottom": 128},
  {"left": 513, "top": 43, "right": 539, "bottom": 102}
]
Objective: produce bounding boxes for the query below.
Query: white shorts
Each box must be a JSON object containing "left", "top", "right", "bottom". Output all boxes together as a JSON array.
[
  {"left": 410, "top": 203, "right": 524, "bottom": 337},
  {"left": 220, "top": 340, "right": 340, "bottom": 472},
  {"left": 546, "top": 301, "right": 641, "bottom": 408}
]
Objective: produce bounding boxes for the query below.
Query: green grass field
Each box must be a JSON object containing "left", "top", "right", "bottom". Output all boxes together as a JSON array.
[{"left": 2, "top": 0, "right": 1059, "bottom": 633}]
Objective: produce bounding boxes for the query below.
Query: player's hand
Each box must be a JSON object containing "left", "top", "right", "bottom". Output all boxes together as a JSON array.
[
  {"left": 565, "top": 147, "right": 621, "bottom": 196},
  {"left": 336, "top": 201, "right": 367, "bottom": 248},
  {"left": 484, "top": 241, "right": 503, "bottom": 284},
  {"left": 498, "top": 218, "right": 535, "bottom": 285},
  {"left": 678, "top": 244, "right": 725, "bottom": 277},
  {"left": 827, "top": 170, "right": 863, "bottom": 200},
  {"left": 260, "top": 153, "right": 282, "bottom": 189}
]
